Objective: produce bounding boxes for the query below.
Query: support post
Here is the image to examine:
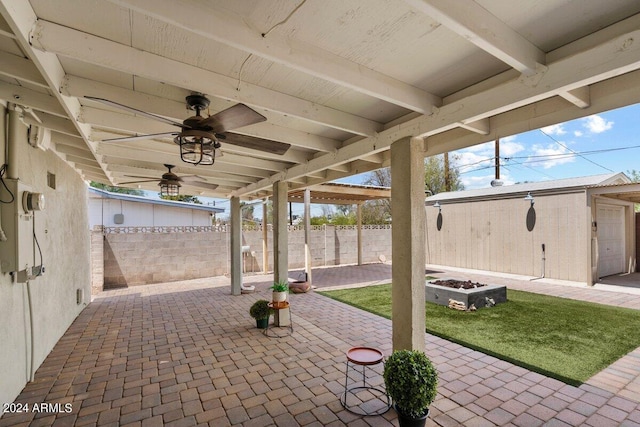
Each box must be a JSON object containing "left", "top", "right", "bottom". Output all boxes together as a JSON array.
[
  {"left": 357, "top": 203, "right": 363, "bottom": 266},
  {"left": 230, "top": 196, "right": 242, "bottom": 295},
  {"left": 262, "top": 200, "right": 269, "bottom": 273},
  {"left": 273, "top": 181, "right": 289, "bottom": 283},
  {"left": 304, "top": 188, "right": 312, "bottom": 284},
  {"left": 391, "top": 137, "right": 426, "bottom": 351}
]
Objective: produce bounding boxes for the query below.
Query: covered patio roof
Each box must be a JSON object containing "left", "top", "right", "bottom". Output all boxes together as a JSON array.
[
  {"left": 2, "top": 1, "right": 640, "bottom": 199},
  {"left": 588, "top": 181, "right": 640, "bottom": 204},
  {"left": 288, "top": 183, "right": 390, "bottom": 205}
]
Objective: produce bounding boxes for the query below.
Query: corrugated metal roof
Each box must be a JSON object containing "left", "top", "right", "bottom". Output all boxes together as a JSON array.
[
  {"left": 88, "top": 187, "right": 225, "bottom": 213},
  {"left": 426, "top": 173, "right": 629, "bottom": 203}
]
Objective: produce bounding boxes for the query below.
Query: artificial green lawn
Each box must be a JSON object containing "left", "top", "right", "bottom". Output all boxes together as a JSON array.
[{"left": 319, "top": 284, "right": 640, "bottom": 385}]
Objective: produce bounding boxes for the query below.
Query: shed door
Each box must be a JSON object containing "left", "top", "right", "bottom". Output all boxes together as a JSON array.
[{"left": 597, "top": 205, "right": 625, "bottom": 277}]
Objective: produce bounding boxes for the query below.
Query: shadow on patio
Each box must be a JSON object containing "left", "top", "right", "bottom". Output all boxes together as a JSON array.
[{"left": 2, "top": 267, "right": 639, "bottom": 426}]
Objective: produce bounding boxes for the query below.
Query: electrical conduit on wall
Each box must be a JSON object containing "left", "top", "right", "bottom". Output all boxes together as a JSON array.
[{"left": 7, "top": 105, "right": 36, "bottom": 382}]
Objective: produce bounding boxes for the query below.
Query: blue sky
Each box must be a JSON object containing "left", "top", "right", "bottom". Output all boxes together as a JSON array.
[
  {"left": 449, "top": 103, "right": 640, "bottom": 189},
  {"left": 338, "top": 103, "right": 640, "bottom": 190},
  {"left": 158, "top": 102, "right": 640, "bottom": 218}
]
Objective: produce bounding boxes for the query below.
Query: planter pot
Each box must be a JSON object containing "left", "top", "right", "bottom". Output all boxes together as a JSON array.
[
  {"left": 256, "top": 318, "right": 269, "bottom": 329},
  {"left": 394, "top": 406, "right": 429, "bottom": 427},
  {"left": 272, "top": 291, "right": 287, "bottom": 303}
]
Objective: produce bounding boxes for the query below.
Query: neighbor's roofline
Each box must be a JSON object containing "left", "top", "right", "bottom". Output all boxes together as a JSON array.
[
  {"left": 425, "top": 173, "right": 629, "bottom": 204},
  {"left": 88, "top": 186, "right": 225, "bottom": 213}
]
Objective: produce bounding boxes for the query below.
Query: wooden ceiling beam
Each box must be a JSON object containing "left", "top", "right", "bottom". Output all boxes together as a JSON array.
[
  {"left": 108, "top": 0, "right": 441, "bottom": 114},
  {"left": 31, "top": 20, "right": 382, "bottom": 137}
]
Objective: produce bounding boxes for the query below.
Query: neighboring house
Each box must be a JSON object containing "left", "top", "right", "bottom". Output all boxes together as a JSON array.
[
  {"left": 88, "top": 187, "right": 224, "bottom": 228},
  {"left": 425, "top": 173, "right": 640, "bottom": 285}
]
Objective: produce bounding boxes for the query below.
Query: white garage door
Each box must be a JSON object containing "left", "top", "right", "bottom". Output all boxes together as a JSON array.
[{"left": 597, "top": 205, "right": 625, "bottom": 278}]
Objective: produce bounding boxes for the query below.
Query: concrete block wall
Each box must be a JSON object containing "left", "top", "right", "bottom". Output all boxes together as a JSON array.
[
  {"left": 103, "top": 231, "right": 228, "bottom": 287},
  {"left": 98, "top": 225, "right": 392, "bottom": 288},
  {"left": 91, "top": 228, "right": 104, "bottom": 294}
]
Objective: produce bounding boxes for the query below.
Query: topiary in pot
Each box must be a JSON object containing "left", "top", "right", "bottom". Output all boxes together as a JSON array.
[
  {"left": 249, "top": 299, "right": 271, "bottom": 329},
  {"left": 383, "top": 349, "right": 438, "bottom": 426}
]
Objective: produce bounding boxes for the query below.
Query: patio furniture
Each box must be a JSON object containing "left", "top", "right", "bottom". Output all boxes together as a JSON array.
[
  {"left": 340, "top": 346, "right": 391, "bottom": 416},
  {"left": 264, "top": 301, "right": 293, "bottom": 337}
]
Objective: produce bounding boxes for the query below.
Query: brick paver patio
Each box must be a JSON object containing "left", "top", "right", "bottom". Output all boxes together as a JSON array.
[{"left": 2, "top": 264, "right": 640, "bottom": 426}]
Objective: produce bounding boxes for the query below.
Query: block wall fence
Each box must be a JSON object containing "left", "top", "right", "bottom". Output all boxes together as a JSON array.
[{"left": 94, "top": 225, "right": 392, "bottom": 290}]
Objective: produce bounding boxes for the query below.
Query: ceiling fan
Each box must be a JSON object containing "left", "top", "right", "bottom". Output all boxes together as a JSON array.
[
  {"left": 118, "top": 164, "right": 218, "bottom": 196},
  {"left": 86, "top": 93, "right": 291, "bottom": 165}
]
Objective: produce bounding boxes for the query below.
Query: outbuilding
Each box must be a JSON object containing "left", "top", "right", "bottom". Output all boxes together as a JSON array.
[
  {"left": 88, "top": 187, "right": 224, "bottom": 229},
  {"left": 425, "top": 173, "right": 640, "bottom": 285}
]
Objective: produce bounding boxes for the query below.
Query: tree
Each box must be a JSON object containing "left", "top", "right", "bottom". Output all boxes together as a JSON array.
[
  {"left": 159, "top": 194, "right": 202, "bottom": 204},
  {"left": 424, "top": 154, "right": 464, "bottom": 195},
  {"left": 360, "top": 200, "right": 390, "bottom": 224},
  {"left": 365, "top": 168, "right": 391, "bottom": 187},
  {"left": 359, "top": 153, "right": 464, "bottom": 224},
  {"left": 240, "top": 201, "right": 255, "bottom": 221},
  {"left": 90, "top": 181, "right": 144, "bottom": 196},
  {"left": 627, "top": 169, "right": 640, "bottom": 182},
  {"left": 362, "top": 168, "right": 392, "bottom": 224}
]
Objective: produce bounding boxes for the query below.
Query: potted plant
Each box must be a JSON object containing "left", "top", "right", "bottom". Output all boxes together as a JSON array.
[
  {"left": 270, "top": 280, "right": 289, "bottom": 303},
  {"left": 249, "top": 299, "right": 271, "bottom": 329},
  {"left": 383, "top": 349, "right": 438, "bottom": 427}
]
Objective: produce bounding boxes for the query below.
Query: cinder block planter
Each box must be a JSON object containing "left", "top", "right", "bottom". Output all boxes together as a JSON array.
[{"left": 426, "top": 279, "right": 507, "bottom": 309}]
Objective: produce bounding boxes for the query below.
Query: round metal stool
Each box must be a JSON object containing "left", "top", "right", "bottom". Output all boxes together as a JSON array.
[{"left": 340, "top": 347, "right": 391, "bottom": 416}]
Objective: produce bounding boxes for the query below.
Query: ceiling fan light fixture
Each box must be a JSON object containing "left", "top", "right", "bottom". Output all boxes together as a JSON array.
[
  {"left": 159, "top": 178, "right": 181, "bottom": 197},
  {"left": 174, "top": 129, "right": 221, "bottom": 166}
]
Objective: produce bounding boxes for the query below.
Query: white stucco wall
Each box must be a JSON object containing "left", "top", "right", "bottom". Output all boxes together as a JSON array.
[
  {"left": 88, "top": 196, "right": 213, "bottom": 227},
  {"left": 0, "top": 107, "right": 91, "bottom": 405}
]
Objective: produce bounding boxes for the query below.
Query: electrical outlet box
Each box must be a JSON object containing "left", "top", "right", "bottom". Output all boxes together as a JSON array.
[{"left": 0, "top": 179, "right": 35, "bottom": 276}]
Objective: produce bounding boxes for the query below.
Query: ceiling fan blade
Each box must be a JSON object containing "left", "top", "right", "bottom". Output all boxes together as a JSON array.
[
  {"left": 200, "top": 103, "right": 266, "bottom": 133},
  {"left": 218, "top": 132, "right": 291, "bottom": 155},
  {"left": 118, "top": 179, "right": 158, "bottom": 185},
  {"left": 181, "top": 181, "right": 219, "bottom": 191},
  {"left": 179, "top": 175, "right": 208, "bottom": 182},
  {"left": 101, "top": 132, "right": 179, "bottom": 143},
  {"left": 84, "top": 96, "right": 186, "bottom": 128},
  {"left": 124, "top": 174, "right": 162, "bottom": 180}
]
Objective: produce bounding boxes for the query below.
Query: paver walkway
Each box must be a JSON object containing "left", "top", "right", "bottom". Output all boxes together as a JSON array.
[{"left": 1, "top": 264, "right": 640, "bottom": 426}]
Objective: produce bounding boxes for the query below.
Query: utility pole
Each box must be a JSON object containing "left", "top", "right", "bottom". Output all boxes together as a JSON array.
[
  {"left": 444, "top": 152, "right": 451, "bottom": 192},
  {"left": 289, "top": 201, "right": 293, "bottom": 225},
  {"left": 495, "top": 139, "right": 500, "bottom": 179}
]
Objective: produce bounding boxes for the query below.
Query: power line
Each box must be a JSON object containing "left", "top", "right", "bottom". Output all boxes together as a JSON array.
[
  {"left": 538, "top": 129, "right": 613, "bottom": 172},
  {"left": 455, "top": 142, "right": 640, "bottom": 173}
]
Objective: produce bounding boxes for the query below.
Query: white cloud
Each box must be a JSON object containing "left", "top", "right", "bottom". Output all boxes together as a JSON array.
[
  {"left": 574, "top": 130, "right": 583, "bottom": 137},
  {"left": 541, "top": 124, "right": 566, "bottom": 135},
  {"left": 462, "top": 141, "right": 493, "bottom": 153},
  {"left": 453, "top": 138, "right": 524, "bottom": 172},
  {"left": 500, "top": 140, "right": 525, "bottom": 156},
  {"left": 529, "top": 144, "right": 575, "bottom": 169},
  {"left": 453, "top": 151, "right": 493, "bottom": 173},
  {"left": 582, "top": 115, "right": 613, "bottom": 133}
]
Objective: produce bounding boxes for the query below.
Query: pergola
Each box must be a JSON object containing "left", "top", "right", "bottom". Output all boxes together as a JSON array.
[{"left": 2, "top": 0, "right": 640, "bottom": 350}]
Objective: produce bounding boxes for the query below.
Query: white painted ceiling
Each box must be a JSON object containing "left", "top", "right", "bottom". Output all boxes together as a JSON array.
[{"left": 1, "top": 0, "right": 640, "bottom": 199}]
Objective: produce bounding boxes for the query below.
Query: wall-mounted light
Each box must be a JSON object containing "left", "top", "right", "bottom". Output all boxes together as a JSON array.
[
  {"left": 433, "top": 201, "right": 441, "bottom": 213},
  {"left": 524, "top": 192, "right": 534, "bottom": 206}
]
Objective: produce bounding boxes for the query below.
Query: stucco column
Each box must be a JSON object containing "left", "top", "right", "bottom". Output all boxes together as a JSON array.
[
  {"left": 357, "top": 203, "right": 363, "bottom": 266},
  {"left": 273, "top": 181, "right": 289, "bottom": 283},
  {"left": 230, "top": 196, "right": 242, "bottom": 295},
  {"left": 262, "top": 200, "right": 269, "bottom": 273},
  {"left": 391, "top": 136, "right": 426, "bottom": 351},
  {"left": 304, "top": 188, "right": 312, "bottom": 284}
]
